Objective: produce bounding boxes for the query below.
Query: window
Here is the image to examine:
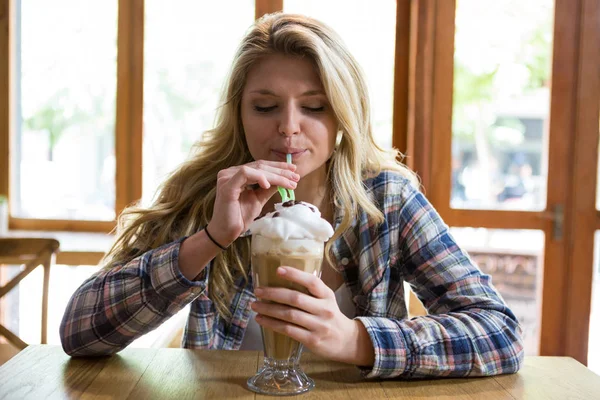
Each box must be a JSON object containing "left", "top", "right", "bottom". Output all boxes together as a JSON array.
[
  {"left": 14, "top": 0, "right": 118, "bottom": 221},
  {"left": 451, "top": 0, "right": 554, "bottom": 211},
  {"left": 5, "top": 1, "right": 400, "bottom": 229}
]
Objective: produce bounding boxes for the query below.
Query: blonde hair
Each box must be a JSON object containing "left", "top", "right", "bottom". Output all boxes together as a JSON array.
[{"left": 102, "top": 13, "right": 416, "bottom": 319}]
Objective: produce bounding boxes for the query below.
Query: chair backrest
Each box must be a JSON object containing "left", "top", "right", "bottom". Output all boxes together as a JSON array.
[
  {"left": 0, "top": 238, "right": 60, "bottom": 349},
  {"left": 0, "top": 239, "right": 60, "bottom": 264}
]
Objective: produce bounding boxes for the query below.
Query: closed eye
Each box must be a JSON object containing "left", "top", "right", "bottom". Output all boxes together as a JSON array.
[
  {"left": 304, "top": 106, "right": 325, "bottom": 112},
  {"left": 254, "top": 105, "right": 277, "bottom": 113}
]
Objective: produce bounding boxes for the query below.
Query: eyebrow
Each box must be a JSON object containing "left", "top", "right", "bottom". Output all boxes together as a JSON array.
[{"left": 249, "top": 89, "right": 325, "bottom": 97}]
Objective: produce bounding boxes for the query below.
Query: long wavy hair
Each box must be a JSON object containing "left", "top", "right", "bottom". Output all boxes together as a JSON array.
[{"left": 102, "top": 13, "right": 417, "bottom": 319}]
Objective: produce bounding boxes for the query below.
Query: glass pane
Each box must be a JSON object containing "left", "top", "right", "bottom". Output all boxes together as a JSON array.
[
  {"left": 589, "top": 231, "right": 600, "bottom": 374},
  {"left": 0, "top": 265, "right": 22, "bottom": 346},
  {"left": 143, "top": 1, "right": 255, "bottom": 205},
  {"left": 15, "top": 0, "right": 117, "bottom": 221},
  {"left": 284, "top": 0, "right": 396, "bottom": 149},
  {"left": 451, "top": 0, "right": 554, "bottom": 211},
  {"left": 450, "top": 228, "right": 544, "bottom": 355}
]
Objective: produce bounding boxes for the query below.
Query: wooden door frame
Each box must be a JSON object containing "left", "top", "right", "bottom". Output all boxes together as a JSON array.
[
  {"left": 406, "top": 0, "right": 600, "bottom": 363},
  {"left": 563, "top": 0, "right": 600, "bottom": 365}
]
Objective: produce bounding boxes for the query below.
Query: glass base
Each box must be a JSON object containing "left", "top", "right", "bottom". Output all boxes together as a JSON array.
[{"left": 247, "top": 357, "right": 314, "bottom": 396}]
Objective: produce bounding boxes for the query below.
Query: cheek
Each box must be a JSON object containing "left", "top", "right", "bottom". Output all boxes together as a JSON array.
[
  {"left": 242, "top": 115, "right": 270, "bottom": 149},
  {"left": 310, "top": 120, "right": 337, "bottom": 152}
]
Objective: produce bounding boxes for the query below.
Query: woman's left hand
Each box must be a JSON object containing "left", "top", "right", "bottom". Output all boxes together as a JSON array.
[{"left": 251, "top": 266, "right": 375, "bottom": 366}]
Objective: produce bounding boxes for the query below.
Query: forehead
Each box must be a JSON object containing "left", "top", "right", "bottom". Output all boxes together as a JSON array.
[{"left": 244, "top": 53, "right": 323, "bottom": 93}]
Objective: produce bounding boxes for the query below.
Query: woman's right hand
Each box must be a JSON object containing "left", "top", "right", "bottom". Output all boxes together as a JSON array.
[{"left": 206, "top": 160, "right": 299, "bottom": 247}]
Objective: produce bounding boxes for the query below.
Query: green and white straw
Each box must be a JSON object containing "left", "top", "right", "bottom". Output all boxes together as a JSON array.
[{"left": 277, "top": 153, "right": 296, "bottom": 202}]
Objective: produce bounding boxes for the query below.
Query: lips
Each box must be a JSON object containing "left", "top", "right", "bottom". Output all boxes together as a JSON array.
[{"left": 272, "top": 148, "right": 306, "bottom": 161}]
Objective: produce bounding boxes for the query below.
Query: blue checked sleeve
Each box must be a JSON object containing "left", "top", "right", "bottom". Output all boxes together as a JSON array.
[
  {"left": 59, "top": 238, "right": 207, "bottom": 356},
  {"left": 357, "top": 181, "right": 524, "bottom": 379}
]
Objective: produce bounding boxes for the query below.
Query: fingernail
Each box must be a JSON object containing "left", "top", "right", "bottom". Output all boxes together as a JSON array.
[
  {"left": 292, "top": 173, "right": 300, "bottom": 181},
  {"left": 255, "top": 288, "right": 264, "bottom": 296},
  {"left": 277, "top": 267, "right": 287, "bottom": 275},
  {"left": 290, "top": 181, "right": 297, "bottom": 188}
]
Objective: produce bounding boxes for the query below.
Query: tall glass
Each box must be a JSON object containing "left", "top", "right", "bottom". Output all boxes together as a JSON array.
[{"left": 247, "top": 234, "right": 324, "bottom": 396}]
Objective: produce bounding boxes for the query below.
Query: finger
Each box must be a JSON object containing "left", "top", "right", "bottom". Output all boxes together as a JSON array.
[
  {"left": 251, "top": 301, "right": 320, "bottom": 331},
  {"left": 250, "top": 160, "right": 300, "bottom": 181},
  {"left": 250, "top": 160, "right": 298, "bottom": 172},
  {"left": 224, "top": 166, "right": 297, "bottom": 192},
  {"left": 254, "top": 286, "right": 322, "bottom": 314},
  {"left": 254, "top": 185, "right": 281, "bottom": 204},
  {"left": 255, "top": 314, "right": 313, "bottom": 344},
  {"left": 242, "top": 167, "right": 299, "bottom": 192},
  {"left": 219, "top": 162, "right": 298, "bottom": 184},
  {"left": 276, "top": 266, "right": 331, "bottom": 299}
]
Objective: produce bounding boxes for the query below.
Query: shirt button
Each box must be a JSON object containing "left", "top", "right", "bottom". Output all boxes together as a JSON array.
[{"left": 341, "top": 257, "right": 349, "bottom": 266}]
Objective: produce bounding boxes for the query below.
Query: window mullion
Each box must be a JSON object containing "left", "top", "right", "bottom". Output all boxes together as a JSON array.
[
  {"left": 255, "top": 0, "right": 283, "bottom": 20},
  {"left": 115, "top": 0, "right": 144, "bottom": 216},
  {"left": 0, "top": 0, "right": 11, "bottom": 204},
  {"left": 392, "top": 0, "right": 411, "bottom": 157}
]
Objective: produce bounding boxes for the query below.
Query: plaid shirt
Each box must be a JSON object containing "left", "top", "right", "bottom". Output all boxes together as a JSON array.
[{"left": 60, "top": 171, "right": 524, "bottom": 379}]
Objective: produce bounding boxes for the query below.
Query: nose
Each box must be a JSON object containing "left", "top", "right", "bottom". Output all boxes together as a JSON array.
[{"left": 278, "top": 105, "right": 300, "bottom": 137}]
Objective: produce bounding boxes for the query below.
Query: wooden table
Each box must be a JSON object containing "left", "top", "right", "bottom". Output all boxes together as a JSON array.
[{"left": 1, "top": 346, "right": 599, "bottom": 399}]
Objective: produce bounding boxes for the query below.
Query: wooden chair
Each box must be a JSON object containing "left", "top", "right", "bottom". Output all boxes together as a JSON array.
[{"left": 0, "top": 238, "right": 60, "bottom": 350}]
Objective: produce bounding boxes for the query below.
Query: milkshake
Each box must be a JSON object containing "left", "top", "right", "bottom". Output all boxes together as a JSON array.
[{"left": 247, "top": 200, "right": 334, "bottom": 395}]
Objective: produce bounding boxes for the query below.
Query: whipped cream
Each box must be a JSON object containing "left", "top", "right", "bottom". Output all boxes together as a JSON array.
[{"left": 249, "top": 200, "right": 334, "bottom": 242}]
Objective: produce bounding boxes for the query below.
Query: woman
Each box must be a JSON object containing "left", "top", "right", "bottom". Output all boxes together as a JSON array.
[{"left": 60, "top": 13, "right": 524, "bottom": 379}]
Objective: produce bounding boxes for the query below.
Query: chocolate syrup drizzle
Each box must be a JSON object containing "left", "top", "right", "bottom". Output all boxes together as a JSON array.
[{"left": 254, "top": 201, "right": 317, "bottom": 221}]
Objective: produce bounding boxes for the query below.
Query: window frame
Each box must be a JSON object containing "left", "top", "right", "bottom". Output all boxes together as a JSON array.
[{"left": 0, "top": 0, "right": 288, "bottom": 234}]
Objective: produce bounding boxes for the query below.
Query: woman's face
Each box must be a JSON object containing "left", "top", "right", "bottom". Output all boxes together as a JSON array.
[{"left": 241, "top": 53, "right": 338, "bottom": 179}]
